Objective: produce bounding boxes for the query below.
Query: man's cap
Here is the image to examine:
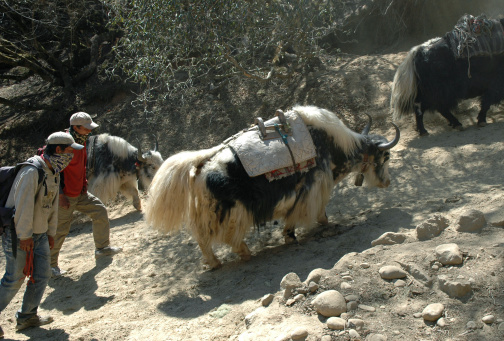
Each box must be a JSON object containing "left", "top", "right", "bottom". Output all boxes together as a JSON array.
[
  {"left": 47, "top": 132, "right": 84, "bottom": 150},
  {"left": 69, "top": 112, "right": 99, "bottom": 130}
]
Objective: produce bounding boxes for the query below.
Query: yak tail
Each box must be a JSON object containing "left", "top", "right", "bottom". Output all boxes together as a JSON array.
[
  {"left": 143, "top": 145, "right": 223, "bottom": 234},
  {"left": 390, "top": 45, "right": 420, "bottom": 120}
]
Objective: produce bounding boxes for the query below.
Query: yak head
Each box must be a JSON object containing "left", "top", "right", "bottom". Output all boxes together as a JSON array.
[
  {"left": 136, "top": 138, "right": 164, "bottom": 190},
  {"left": 355, "top": 114, "right": 400, "bottom": 188}
]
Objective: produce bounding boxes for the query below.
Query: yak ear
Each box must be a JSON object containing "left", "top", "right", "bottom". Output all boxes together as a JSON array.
[
  {"left": 152, "top": 134, "right": 159, "bottom": 152},
  {"left": 377, "top": 123, "right": 400, "bottom": 151}
]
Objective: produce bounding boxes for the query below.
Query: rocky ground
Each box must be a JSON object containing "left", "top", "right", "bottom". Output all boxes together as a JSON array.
[{"left": 0, "top": 49, "right": 503, "bottom": 341}]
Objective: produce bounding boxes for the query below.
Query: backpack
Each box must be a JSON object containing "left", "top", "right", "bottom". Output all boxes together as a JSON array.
[{"left": 0, "top": 159, "right": 47, "bottom": 257}]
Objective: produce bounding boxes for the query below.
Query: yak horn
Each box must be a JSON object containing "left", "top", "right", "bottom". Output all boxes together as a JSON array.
[
  {"left": 152, "top": 134, "right": 159, "bottom": 152},
  {"left": 136, "top": 138, "right": 146, "bottom": 162},
  {"left": 361, "top": 114, "right": 372, "bottom": 135},
  {"left": 377, "top": 123, "right": 400, "bottom": 151}
]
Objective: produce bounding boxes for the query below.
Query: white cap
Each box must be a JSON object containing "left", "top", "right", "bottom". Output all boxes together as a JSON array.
[
  {"left": 47, "top": 132, "right": 84, "bottom": 150},
  {"left": 70, "top": 112, "right": 99, "bottom": 129}
]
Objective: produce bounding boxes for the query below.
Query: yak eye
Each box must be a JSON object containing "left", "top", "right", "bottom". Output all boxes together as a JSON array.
[{"left": 383, "top": 152, "right": 390, "bottom": 162}]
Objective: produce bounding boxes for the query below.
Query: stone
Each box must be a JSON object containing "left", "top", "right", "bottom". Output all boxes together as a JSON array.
[
  {"left": 348, "top": 329, "right": 360, "bottom": 338},
  {"left": 327, "top": 317, "right": 346, "bottom": 330},
  {"left": 394, "top": 279, "right": 406, "bottom": 287},
  {"left": 360, "top": 263, "right": 371, "bottom": 269},
  {"left": 379, "top": 265, "right": 408, "bottom": 279},
  {"left": 291, "top": 327, "right": 308, "bottom": 340},
  {"left": 371, "top": 232, "right": 407, "bottom": 246},
  {"left": 348, "top": 318, "right": 364, "bottom": 330},
  {"left": 435, "top": 244, "right": 463, "bottom": 265},
  {"left": 422, "top": 303, "right": 444, "bottom": 321},
  {"left": 312, "top": 290, "right": 347, "bottom": 317},
  {"left": 308, "top": 281, "right": 319, "bottom": 293},
  {"left": 358, "top": 304, "right": 376, "bottom": 312},
  {"left": 366, "top": 334, "right": 388, "bottom": 341},
  {"left": 466, "top": 321, "right": 477, "bottom": 330},
  {"left": 482, "top": 315, "right": 495, "bottom": 324},
  {"left": 438, "top": 275, "right": 472, "bottom": 298},
  {"left": 347, "top": 301, "right": 358, "bottom": 311},
  {"left": 303, "top": 268, "right": 326, "bottom": 285},
  {"left": 280, "top": 272, "right": 302, "bottom": 290},
  {"left": 244, "top": 307, "right": 264, "bottom": 326},
  {"left": 416, "top": 214, "right": 449, "bottom": 240},
  {"left": 345, "top": 294, "right": 360, "bottom": 302},
  {"left": 437, "top": 317, "right": 447, "bottom": 327},
  {"left": 341, "top": 282, "right": 352, "bottom": 290},
  {"left": 455, "top": 209, "right": 486, "bottom": 233},
  {"left": 293, "top": 294, "right": 304, "bottom": 302},
  {"left": 261, "top": 293, "right": 274, "bottom": 306},
  {"left": 274, "top": 334, "right": 290, "bottom": 341}
]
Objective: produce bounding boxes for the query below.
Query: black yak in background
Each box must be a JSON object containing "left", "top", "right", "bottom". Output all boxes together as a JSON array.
[{"left": 391, "top": 16, "right": 504, "bottom": 136}]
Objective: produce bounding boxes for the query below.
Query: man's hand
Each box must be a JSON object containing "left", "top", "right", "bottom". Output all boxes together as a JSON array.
[
  {"left": 59, "top": 193, "right": 70, "bottom": 209},
  {"left": 20, "top": 238, "right": 34, "bottom": 252},
  {"left": 48, "top": 235, "right": 54, "bottom": 249}
]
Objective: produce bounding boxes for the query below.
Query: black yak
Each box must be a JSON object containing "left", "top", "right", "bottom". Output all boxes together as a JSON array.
[
  {"left": 144, "top": 105, "right": 399, "bottom": 269},
  {"left": 391, "top": 16, "right": 504, "bottom": 136}
]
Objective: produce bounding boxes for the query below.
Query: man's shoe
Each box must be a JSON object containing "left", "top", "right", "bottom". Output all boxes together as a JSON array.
[
  {"left": 16, "top": 315, "right": 53, "bottom": 331},
  {"left": 51, "top": 266, "right": 67, "bottom": 278},
  {"left": 95, "top": 246, "right": 122, "bottom": 259}
]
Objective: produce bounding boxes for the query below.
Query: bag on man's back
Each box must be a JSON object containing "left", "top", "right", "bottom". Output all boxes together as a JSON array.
[{"left": 0, "top": 160, "right": 46, "bottom": 257}]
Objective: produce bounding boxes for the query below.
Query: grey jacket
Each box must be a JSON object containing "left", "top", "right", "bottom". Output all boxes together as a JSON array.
[{"left": 5, "top": 156, "right": 59, "bottom": 239}]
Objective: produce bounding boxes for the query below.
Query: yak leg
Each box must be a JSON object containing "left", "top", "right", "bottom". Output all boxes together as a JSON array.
[
  {"left": 232, "top": 242, "right": 251, "bottom": 261},
  {"left": 317, "top": 210, "right": 329, "bottom": 225},
  {"left": 283, "top": 224, "right": 297, "bottom": 244},
  {"left": 439, "top": 108, "right": 462, "bottom": 130},
  {"left": 477, "top": 95, "right": 494, "bottom": 127},
  {"left": 120, "top": 180, "right": 141, "bottom": 211},
  {"left": 196, "top": 239, "right": 222, "bottom": 269},
  {"left": 414, "top": 105, "right": 429, "bottom": 136}
]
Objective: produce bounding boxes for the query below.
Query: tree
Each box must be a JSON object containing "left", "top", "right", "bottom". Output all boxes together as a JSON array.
[
  {"left": 0, "top": 0, "right": 119, "bottom": 111},
  {"left": 105, "top": 0, "right": 357, "bottom": 108}
]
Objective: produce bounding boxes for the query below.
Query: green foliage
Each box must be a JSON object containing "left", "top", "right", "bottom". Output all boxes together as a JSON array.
[
  {"left": 0, "top": 0, "right": 111, "bottom": 89},
  {"left": 105, "top": 0, "right": 349, "bottom": 105}
]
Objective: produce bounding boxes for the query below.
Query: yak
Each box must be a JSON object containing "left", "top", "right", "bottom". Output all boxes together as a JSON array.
[
  {"left": 390, "top": 17, "right": 504, "bottom": 136},
  {"left": 144, "top": 105, "right": 400, "bottom": 269},
  {"left": 87, "top": 134, "right": 164, "bottom": 211}
]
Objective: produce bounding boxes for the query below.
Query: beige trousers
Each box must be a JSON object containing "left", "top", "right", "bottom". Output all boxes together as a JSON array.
[{"left": 50, "top": 192, "right": 110, "bottom": 267}]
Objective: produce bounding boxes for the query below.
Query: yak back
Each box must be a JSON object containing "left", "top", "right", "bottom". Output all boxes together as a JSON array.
[
  {"left": 205, "top": 126, "right": 353, "bottom": 227},
  {"left": 87, "top": 134, "right": 138, "bottom": 178},
  {"left": 447, "top": 15, "right": 504, "bottom": 59}
]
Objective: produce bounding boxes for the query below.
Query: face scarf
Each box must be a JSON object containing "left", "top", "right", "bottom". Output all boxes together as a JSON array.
[
  {"left": 70, "top": 126, "right": 88, "bottom": 145},
  {"left": 44, "top": 152, "right": 74, "bottom": 173}
]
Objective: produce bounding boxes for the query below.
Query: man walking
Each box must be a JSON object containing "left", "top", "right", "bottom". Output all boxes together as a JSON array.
[
  {"left": 0, "top": 132, "right": 83, "bottom": 335},
  {"left": 51, "top": 112, "right": 122, "bottom": 277}
]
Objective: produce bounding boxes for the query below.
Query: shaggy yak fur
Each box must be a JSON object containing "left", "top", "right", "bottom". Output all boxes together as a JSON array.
[
  {"left": 390, "top": 18, "right": 504, "bottom": 136},
  {"left": 87, "top": 134, "right": 163, "bottom": 211},
  {"left": 144, "top": 105, "right": 400, "bottom": 269}
]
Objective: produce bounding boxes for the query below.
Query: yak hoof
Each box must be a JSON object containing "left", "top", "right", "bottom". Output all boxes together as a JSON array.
[
  {"left": 419, "top": 131, "right": 429, "bottom": 137},
  {"left": 454, "top": 125, "right": 464, "bottom": 131},
  {"left": 284, "top": 234, "right": 298, "bottom": 245},
  {"left": 477, "top": 121, "right": 487, "bottom": 127},
  {"left": 203, "top": 259, "right": 222, "bottom": 270},
  {"left": 317, "top": 214, "right": 329, "bottom": 225},
  {"left": 240, "top": 253, "right": 251, "bottom": 262},
  {"left": 133, "top": 199, "right": 142, "bottom": 211}
]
